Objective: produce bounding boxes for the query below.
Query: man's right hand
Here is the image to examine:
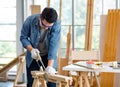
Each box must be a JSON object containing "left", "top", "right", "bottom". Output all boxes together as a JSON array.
[{"left": 31, "top": 48, "right": 40, "bottom": 59}]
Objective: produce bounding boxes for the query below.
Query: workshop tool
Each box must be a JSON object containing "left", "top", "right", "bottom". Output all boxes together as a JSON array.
[
  {"left": 36, "top": 52, "right": 49, "bottom": 81},
  {"left": 36, "top": 52, "right": 46, "bottom": 70}
]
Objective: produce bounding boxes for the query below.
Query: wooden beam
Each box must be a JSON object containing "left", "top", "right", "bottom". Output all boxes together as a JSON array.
[
  {"left": 30, "top": 5, "right": 41, "bottom": 14},
  {"left": 85, "top": 0, "right": 91, "bottom": 50},
  {"left": 58, "top": 26, "right": 71, "bottom": 75},
  {"left": 85, "top": 0, "right": 94, "bottom": 50},
  {"left": 59, "top": 0, "right": 62, "bottom": 20},
  {"left": 14, "top": 56, "right": 26, "bottom": 87},
  {"left": 48, "top": 0, "right": 50, "bottom": 7},
  {"left": 88, "top": 0, "right": 94, "bottom": 50},
  {"left": 101, "top": 9, "right": 120, "bottom": 87},
  {"left": 0, "top": 52, "right": 25, "bottom": 74},
  {"left": 66, "top": 26, "right": 71, "bottom": 60}
]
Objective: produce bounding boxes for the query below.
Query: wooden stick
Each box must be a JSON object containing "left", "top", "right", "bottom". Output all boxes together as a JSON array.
[
  {"left": 85, "top": 0, "right": 90, "bottom": 50},
  {"left": 88, "top": 0, "right": 94, "bottom": 50},
  {"left": 66, "top": 26, "right": 71, "bottom": 63},
  {"left": 14, "top": 61, "right": 25, "bottom": 86},
  {"left": 13, "top": 52, "right": 26, "bottom": 87},
  {"left": 47, "top": 0, "right": 50, "bottom": 7},
  {"left": 59, "top": 0, "right": 62, "bottom": 20},
  {"left": 85, "top": 0, "right": 94, "bottom": 50},
  {"left": 57, "top": 0, "right": 62, "bottom": 75}
]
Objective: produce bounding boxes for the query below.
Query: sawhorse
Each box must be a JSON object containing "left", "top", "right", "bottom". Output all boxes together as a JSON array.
[{"left": 31, "top": 71, "right": 72, "bottom": 87}]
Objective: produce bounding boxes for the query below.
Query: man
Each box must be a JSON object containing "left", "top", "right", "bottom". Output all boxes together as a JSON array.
[{"left": 20, "top": 7, "right": 61, "bottom": 87}]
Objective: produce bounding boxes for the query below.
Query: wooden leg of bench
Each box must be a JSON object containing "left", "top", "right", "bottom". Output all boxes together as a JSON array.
[
  {"left": 79, "top": 75, "right": 83, "bottom": 87},
  {"left": 56, "top": 81, "right": 61, "bottom": 87},
  {"left": 65, "top": 82, "right": 69, "bottom": 87},
  {"left": 39, "top": 78, "right": 47, "bottom": 87},
  {"left": 82, "top": 73, "right": 90, "bottom": 87},
  {"left": 32, "top": 78, "right": 39, "bottom": 87},
  {"left": 73, "top": 76, "right": 79, "bottom": 87}
]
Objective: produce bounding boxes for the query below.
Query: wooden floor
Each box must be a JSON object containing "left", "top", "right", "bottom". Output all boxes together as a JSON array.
[{"left": 0, "top": 81, "right": 13, "bottom": 87}]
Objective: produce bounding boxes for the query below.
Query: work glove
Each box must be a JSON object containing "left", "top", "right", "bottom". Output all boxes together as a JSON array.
[
  {"left": 31, "top": 48, "right": 40, "bottom": 60},
  {"left": 45, "top": 66, "right": 57, "bottom": 75}
]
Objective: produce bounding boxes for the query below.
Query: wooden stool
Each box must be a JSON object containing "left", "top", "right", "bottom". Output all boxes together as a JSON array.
[{"left": 31, "top": 71, "right": 72, "bottom": 87}]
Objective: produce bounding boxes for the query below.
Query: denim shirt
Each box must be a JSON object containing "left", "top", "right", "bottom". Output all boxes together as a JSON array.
[{"left": 20, "top": 14, "right": 61, "bottom": 68}]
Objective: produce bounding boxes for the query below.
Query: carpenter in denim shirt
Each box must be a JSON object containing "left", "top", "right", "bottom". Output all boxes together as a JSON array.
[
  {"left": 20, "top": 7, "right": 61, "bottom": 87},
  {"left": 20, "top": 8, "right": 61, "bottom": 69}
]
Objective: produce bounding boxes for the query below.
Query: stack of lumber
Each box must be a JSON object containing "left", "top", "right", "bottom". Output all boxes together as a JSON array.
[{"left": 101, "top": 9, "right": 120, "bottom": 87}]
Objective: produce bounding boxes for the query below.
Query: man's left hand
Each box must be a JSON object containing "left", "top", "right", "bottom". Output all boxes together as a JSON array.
[{"left": 45, "top": 66, "right": 57, "bottom": 75}]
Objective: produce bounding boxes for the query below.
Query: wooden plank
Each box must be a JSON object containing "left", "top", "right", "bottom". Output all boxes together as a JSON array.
[
  {"left": 85, "top": 0, "right": 94, "bottom": 50},
  {"left": 58, "top": 26, "right": 71, "bottom": 75},
  {"left": 0, "top": 52, "right": 25, "bottom": 86},
  {"left": 31, "top": 71, "right": 72, "bottom": 87},
  {"left": 102, "top": 11, "right": 110, "bottom": 61},
  {"left": 101, "top": 10, "right": 114, "bottom": 87},
  {"left": 0, "top": 72, "right": 8, "bottom": 81},
  {"left": 113, "top": 10, "right": 120, "bottom": 60},
  {"left": 102, "top": 10, "right": 110, "bottom": 61},
  {"left": 59, "top": 0, "right": 62, "bottom": 20},
  {"left": 14, "top": 62, "right": 24, "bottom": 86},
  {"left": 58, "top": 58, "right": 68, "bottom": 75},
  {"left": 66, "top": 26, "right": 71, "bottom": 63},
  {"left": 101, "top": 9, "right": 120, "bottom": 87},
  {"left": 0, "top": 52, "right": 25, "bottom": 74},
  {"left": 110, "top": 10, "right": 116, "bottom": 60},
  {"left": 13, "top": 53, "right": 26, "bottom": 87},
  {"left": 88, "top": 0, "right": 94, "bottom": 50},
  {"left": 107, "top": 10, "right": 113, "bottom": 61},
  {"left": 85, "top": 0, "right": 91, "bottom": 50},
  {"left": 31, "top": 5, "right": 41, "bottom": 14},
  {"left": 32, "top": 71, "right": 72, "bottom": 82},
  {"left": 47, "top": 0, "right": 50, "bottom": 7},
  {"left": 14, "top": 83, "right": 26, "bottom": 87},
  {"left": 57, "top": 0, "right": 62, "bottom": 75}
]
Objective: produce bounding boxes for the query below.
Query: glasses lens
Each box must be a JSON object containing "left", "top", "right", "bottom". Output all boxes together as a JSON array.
[{"left": 41, "top": 20, "right": 53, "bottom": 28}]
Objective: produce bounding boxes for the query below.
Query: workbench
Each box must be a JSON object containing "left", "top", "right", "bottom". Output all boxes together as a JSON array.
[{"left": 63, "top": 61, "right": 120, "bottom": 87}]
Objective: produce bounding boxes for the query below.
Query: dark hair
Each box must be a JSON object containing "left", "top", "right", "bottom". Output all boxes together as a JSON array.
[{"left": 41, "top": 7, "right": 58, "bottom": 23}]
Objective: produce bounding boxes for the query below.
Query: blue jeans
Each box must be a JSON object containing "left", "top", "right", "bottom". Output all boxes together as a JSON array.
[{"left": 26, "top": 55, "right": 56, "bottom": 87}]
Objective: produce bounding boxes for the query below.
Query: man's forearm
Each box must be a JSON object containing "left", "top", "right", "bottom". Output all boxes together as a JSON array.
[
  {"left": 27, "top": 45, "right": 54, "bottom": 66},
  {"left": 48, "top": 59, "right": 54, "bottom": 66}
]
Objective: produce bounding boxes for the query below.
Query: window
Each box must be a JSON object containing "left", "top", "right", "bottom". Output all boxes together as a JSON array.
[
  {"left": 0, "top": 0, "right": 16, "bottom": 73},
  {"left": 74, "top": 0, "right": 87, "bottom": 50},
  {"left": 92, "top": 0, "right": 116, "bottom": 50},
  {"left": 25, "top": 0, "right": 118, "bottom": 58}
]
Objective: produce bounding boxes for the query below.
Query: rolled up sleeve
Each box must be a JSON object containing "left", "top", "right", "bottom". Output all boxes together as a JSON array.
[
  {"left": 20, "top": 17, "right": 31, "bottom": 48},
  {"left": 48, "top": 20, "right": 61, "bottom": 60}
]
